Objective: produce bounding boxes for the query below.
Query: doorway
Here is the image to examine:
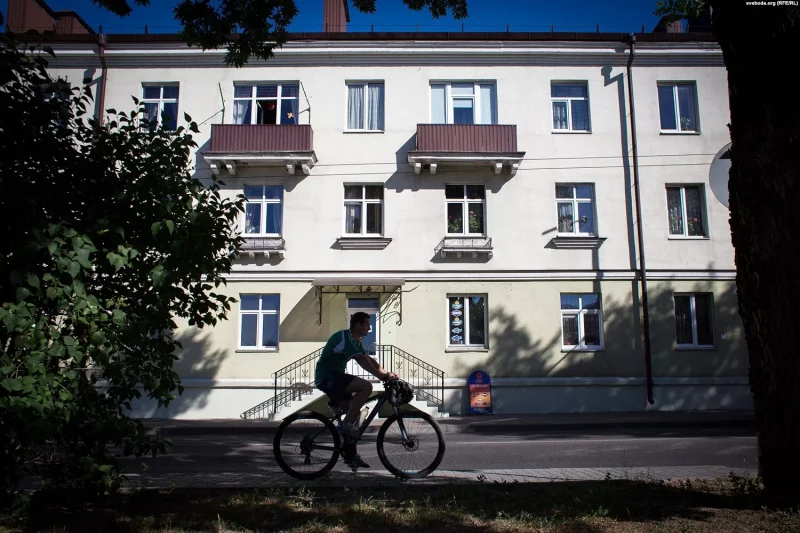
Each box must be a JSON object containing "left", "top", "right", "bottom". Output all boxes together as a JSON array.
[{"left": 346, "top": 298, "right": 380, "bottom": 377}]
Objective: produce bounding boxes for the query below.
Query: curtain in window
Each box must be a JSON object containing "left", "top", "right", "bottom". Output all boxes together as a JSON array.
[
  {"left": 431, "top": 84, "right": 446, "bottom": 124},
  {"left": 347, "top": 85, "right": 364, "bottom": 129},
  {"left": 694, "top": 294, "right": 713, "bottom": 345},
  {"left": 233, "top": 100, "right": 251, "bottom": 125},
  {"left": 571, "top": 100, "right": 590, "bottom": 131},
  {"left": 280, "top": 97, "right": 298, "bottom": 125},
  {"left": 677, "top": 85, "right": 697, "bottom": 131},
  {"left": 479, "top": 84, "right": 496, "bottom": 125},
  {"left": 674, "top": 296, "right": 693, "bottom": 344},
  {"left": 666, "top": 188, "right": 684, "bottom": 235},
  {"left": 367, "top": 83, "right": 384, "bottom": 130},
  {"left": 684, "top": 187, "right": 705, "bottom": 236},
  {"left": 583, "top": 313, "right": 600, "bottom": 345},
  {"left": 552, "top": 101, "right": 568, "bottom": 130},
  {"left": 266, "top": 203, "right": 282, "bottom": 234},
  {"left": 557, "top": 202, "right": 574, "bottom": 233},
  {"left": 562, "top": 316, "right": 578, "bottom": 345}
]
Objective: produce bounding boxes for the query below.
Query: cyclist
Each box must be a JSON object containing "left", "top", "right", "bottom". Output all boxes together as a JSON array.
[{"left": 314, "top": 311, "right": 397, "bottom": 468}]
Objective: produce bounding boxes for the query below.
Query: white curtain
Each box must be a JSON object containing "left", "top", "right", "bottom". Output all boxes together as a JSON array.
[
  {"left": 479, "top": 84, "right": 496, "bottom": 125},
  {"left": 430, "top": 84, "right": 446, "bottom": 124},
  {"left": 347, "top": 85, "right": 364, "bottom": 129},
  {"left": 552, "top": 102, "right": 568, "bottom": 130},
  {"left": 557, "top": 202, "right": 574, "bottom": 233},
  {"left": 367, "top": 83, "right": 384, "bottom": 130},
  {"left": 233, "top": 100, "right": 251, "bottom": 125}
]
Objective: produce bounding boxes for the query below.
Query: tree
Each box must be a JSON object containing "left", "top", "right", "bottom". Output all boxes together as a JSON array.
[
  {"left": 0, "top": 26, "right": 244, "bottom": 496},
  {"left": 656, "top": 0, "right": 800, "bottom": 502},
  {"left": 89, "top": 0, "right": 468, "bottom": 66}
]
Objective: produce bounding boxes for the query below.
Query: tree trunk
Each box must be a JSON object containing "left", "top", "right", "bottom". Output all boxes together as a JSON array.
[{"left": 709, "top": 1, "right": 800, "bottom": 503}]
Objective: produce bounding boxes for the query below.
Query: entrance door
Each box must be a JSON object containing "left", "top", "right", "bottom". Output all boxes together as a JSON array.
[{"left": 346, "top": 298, "right": 380, "bottom": 375}]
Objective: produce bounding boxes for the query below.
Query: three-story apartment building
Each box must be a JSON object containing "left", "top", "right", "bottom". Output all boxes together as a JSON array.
[{"left": 9, "top": 0, "right": 750, "bottom": 418}]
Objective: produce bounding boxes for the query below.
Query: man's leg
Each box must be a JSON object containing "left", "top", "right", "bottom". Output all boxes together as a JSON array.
[{"left": 342, "top": 376, "right": 372, "bottom": 427}]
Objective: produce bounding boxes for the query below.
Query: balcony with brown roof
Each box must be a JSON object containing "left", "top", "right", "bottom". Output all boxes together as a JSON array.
[
  {"left": 407, "top": 124, "right": 525, "bottom": 176},
  {"left": 203, "top": 124, "right": 317, "bottom": 176}
]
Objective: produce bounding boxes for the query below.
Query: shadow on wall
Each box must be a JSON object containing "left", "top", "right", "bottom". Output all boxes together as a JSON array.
[
  {"left": 281, "top": 288, "right": 329, "bottom": 343},
  {"left": 452, "top": 276, "right": 748, "bottom": 414},
  {"left": 130, "top": 326, "right": 227, "bottom": 418}
]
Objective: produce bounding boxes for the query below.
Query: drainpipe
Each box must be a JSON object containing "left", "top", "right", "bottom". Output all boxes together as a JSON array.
[
  {"left": 626, "top": 33, "right": 654, "bottom": 405},
  {"left": 97, "top": 31, "right": 108, "bottom": 125}
]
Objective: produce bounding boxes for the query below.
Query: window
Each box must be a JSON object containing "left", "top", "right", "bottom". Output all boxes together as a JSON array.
[
  {"left": 666, "top": 185, "right": 707, "bottom": 237},
  {"left": 658, "top": 82, "right": 698, "bottom": 132},
  {"left": 551, "top": 83, "right": 590, "bottom": 131},
  {"left": 346, "top": 82, "right": 384, "bottom": 131},
  {"left": 448, "top": 296, "right": 487, "bottom": 348},
  {"left": 142, "top": 85, "right": 179, "bottom": 130},
  {"left": 561, "top": 294, "right": 603, "bottom": 349},
  {"left": 445, "top": 185, "right": 486, "bottom": 235},
  {"left": 431, "top": 82, "right": 497, "bottom": 125},
  {"left": 674, "top": 294, "right": 714, "bottom": 347},
  {"left": 344, "top": 185, "right": 383, "bottom": 235},
  {"left": 233, "top": 84, "right": 299, "bottom": 125},
  {"left": 239, "top": 295, "right": 280, "bottom": 349},
  {"left": 556, "top": 184, "right": 595, "bottom": 235},
  {"left": 244, "top": 185, "right": 283, "bottom": 236}
]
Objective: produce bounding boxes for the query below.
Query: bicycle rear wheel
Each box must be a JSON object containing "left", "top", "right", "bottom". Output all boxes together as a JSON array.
[
  {"left": 376, "top": 411, "right": 446, "bottom": 479},
  {"left": 273, "top": 411, "right": 341, "bottom": 480}
]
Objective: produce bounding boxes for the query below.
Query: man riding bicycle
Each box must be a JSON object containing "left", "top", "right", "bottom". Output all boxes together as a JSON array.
[{"left": 314, "top": 311, "right": 397, "bottom": 469}]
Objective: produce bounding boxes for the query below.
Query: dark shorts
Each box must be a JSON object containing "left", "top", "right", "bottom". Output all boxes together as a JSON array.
[{"left": 316, "top": 373, "right": 356, "bottom": 403}]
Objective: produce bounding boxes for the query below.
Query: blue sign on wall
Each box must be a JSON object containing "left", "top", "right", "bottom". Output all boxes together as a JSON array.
[{"left": 468, "top": 369, "right": 492, "bottom": 415}]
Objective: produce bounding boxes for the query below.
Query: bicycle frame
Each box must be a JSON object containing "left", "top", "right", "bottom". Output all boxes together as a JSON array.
[{"left": 304, "top": 394, "right": 409, "bottom": 455}]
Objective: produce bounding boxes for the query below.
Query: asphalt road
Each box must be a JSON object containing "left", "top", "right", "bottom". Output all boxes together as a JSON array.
[{"left": 119, "top": 425, "right": 757, "bottom": 475}]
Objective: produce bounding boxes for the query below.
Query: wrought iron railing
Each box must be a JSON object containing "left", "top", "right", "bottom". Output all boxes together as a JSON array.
[
  {"left": 239, "top": 345, "right": 446, "bottom": 419},
  {"left": 435, "top": 236, "right": 494, "bottom": 257},
  {"left": 241, "top": 237, "right": 286, "bottom": 257}
]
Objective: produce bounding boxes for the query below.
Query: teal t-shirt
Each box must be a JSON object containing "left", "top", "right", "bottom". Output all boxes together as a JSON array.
[{"left": 314, "top": 330, "right": 367, "bottom": 385}]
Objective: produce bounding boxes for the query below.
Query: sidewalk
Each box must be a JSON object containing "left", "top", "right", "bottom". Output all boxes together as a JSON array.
[{"left": 144, "top": 410, "right": 755, "bottom": 437}]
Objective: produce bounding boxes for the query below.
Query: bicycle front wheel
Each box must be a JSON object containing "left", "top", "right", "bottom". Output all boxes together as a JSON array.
[
  {"left": 376, "top": 411, "right": 446, "bottom": 479},
  {"left": 273, "top": 411, "right": 341, "bottom": 480}
]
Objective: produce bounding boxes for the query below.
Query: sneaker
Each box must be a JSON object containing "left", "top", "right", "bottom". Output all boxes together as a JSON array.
[
  {"left": 338, "top": 422, "right": 361, "bottom": 440},
  {"left": 344, "top": 454, "right": 370, "bottom": 469}
]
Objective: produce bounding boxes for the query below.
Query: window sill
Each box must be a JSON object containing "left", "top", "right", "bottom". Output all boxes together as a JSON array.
[
  {"left": 344, "top": 130, "right": 385, "bottom": 134},
  {"left": 552, "top": 130, "right": 592, "bottom": 134},
  {"left": 446, "top": 347, "right": 489, "bottom": 353},
  {"left": 676, "top": 345, "right": 718, "bottom": 351},
  {"left": 550, "top": 236, "right": 606, "bottom": 250},
  {"left": 668, "top": 235, "right": 710, "bottom": 240},
  {"left": 561, "top": 347, "right": 605, "bottom": 353},
  {"left": 236, "top": 349, "right": 279, "bottom": 354},
  {"left": 660, "top": 131, "right": 701, "bottom": 135},
  {"left": 336, "top": 236, "right": 392, "bottom": 250}
]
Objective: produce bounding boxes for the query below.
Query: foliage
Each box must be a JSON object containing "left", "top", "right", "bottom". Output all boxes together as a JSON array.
[
  {"left": 0, "top": 32, "right": 245, "bottom": 497},
  {"left": 654, "top": 0, "right": 707, "bottom": 21},
  {"left": 90, "top": 0, "right": 468, "bottom": 67}
]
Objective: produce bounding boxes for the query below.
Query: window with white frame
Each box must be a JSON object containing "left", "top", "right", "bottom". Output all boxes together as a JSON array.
[
  {"left": 239, "top": 295, "right": 280, "bottom": 349},
  {"left": 344, "top": 185, "right": 383, "bottom": 235},
  {"left": 666, "top": 185, "right": 707, "bottom": 237},
  {"left": 142, "top": 85, "right": 179, "bottom": 130},
  {"left": 233, "top": 83, "right": 299, "bottom": 125},
  {"left": 674, "top": 293, "right": 714, "bottom": 347},
  {"left": 446, "top": 185, "right": 486, "bottom": 235},
  {"left": 244, "top": 185, "right": 283, "bottom": 236},
  {"left": 561, "top": 294, "right": 603, "bottom": 349},
  {"left": 556, "top": 184, "right": 596, "bottom": 235},
  {"left": 658, "top": 82, "right": 698, "bottom": 132},
  {"left": 346, "top": 82, "right": 385, "bottom": 131},
  {"left": 431, "top": 82, "right": 497, "bottom": 125},
  {"left": 551, "top": 82, "right": 590, "bottom": 131},
  {"left": 448, "top": 295, "right": 487, "bottom": 347}
]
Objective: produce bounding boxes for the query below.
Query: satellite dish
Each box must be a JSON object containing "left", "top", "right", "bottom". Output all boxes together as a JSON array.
[{"left": 709, "top": 142, "right": 732, "bottom": 208}]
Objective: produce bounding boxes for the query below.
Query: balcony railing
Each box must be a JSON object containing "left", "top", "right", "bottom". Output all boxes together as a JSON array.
[
  {"left": 209, "top": 124, "right": 313, "bottom": 153},
  {"left": 435, "top": 236, "right": 494, "bottom": 258},
  {"left": 241, "top": 237, "right": 286, "bottom": 258},
  {"left": 414, "top": 124, "right": 519, "bottom": 152}
]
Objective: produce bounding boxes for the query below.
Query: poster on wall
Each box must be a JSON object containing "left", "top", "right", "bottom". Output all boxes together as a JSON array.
[{"left": 468, "top": 370, "right": 492, "bottom": 415}]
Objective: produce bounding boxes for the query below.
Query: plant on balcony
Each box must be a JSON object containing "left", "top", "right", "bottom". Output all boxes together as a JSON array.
[
  {"left": 0, "top": 36, "right": 245, "bottom": 499},
  {"left": 468, "top": 210, "right": 483, "bottom": 234}
]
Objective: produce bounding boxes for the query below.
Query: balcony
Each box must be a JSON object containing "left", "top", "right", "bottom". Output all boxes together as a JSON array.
[
  {"left": 408, "top": 124, "right": 525, "bottom": 176},
  {"left": 204, "top": 124, "right": 317, "bottom": 176},
  {"left": 241, "top": 237, "right": 286, "bottom": 259},
  {"left": 435, "top": 237, "right": 493, "bottom": 258}
]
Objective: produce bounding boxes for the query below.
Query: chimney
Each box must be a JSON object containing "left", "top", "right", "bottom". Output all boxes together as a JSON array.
[
  {"left": 5, "top": 0, "right": 94, "bottom": 34},
  {"left": 323, "top": 0, "right": 349, "bottom": 32}
]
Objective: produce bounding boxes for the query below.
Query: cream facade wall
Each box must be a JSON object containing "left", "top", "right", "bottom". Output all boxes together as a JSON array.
[{"left": 45, "top": 38, "right": 750, "bottom": 417}]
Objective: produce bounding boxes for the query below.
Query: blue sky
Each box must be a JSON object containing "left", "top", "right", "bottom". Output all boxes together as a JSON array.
[{"left": 6, "top": 0, "right": 663, "bottom": 34}]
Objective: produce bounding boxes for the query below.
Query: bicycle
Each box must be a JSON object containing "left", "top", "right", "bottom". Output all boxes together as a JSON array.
[{"left": 273, "top": 378, "right": 446, "bottom": 480}]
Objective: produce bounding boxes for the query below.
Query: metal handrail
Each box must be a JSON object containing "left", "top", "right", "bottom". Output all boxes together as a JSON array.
[{"left": 241, "top": 345, "right": 447, "bottom": 419}]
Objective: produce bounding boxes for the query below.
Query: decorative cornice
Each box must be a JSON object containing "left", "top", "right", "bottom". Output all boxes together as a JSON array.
[
  {"left": 550, "top": 236, "right": 607, "bottom": 249},
  {"left": 335, "top": 237, "right": 393, "bottom": 250}
]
